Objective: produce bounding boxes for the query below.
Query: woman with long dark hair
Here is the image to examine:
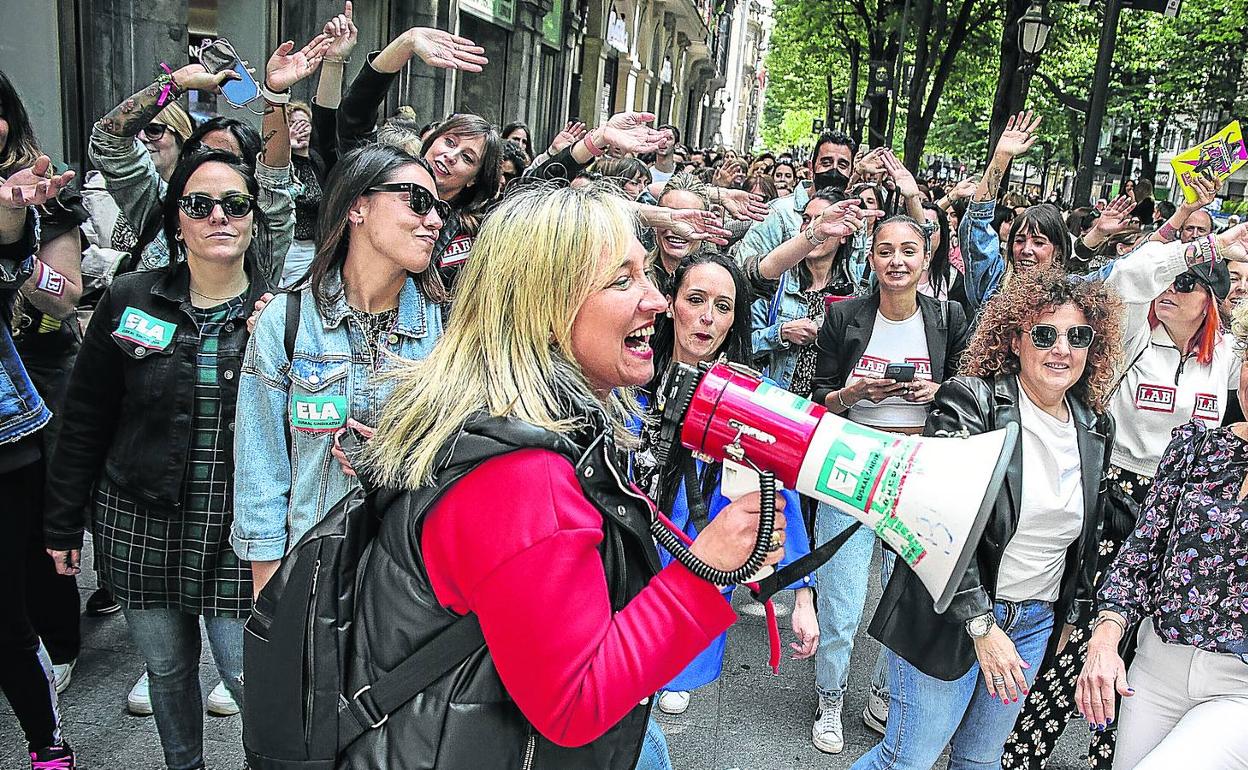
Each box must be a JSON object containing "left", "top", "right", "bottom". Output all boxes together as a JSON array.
[
  {"left": 232, "top": 145, "right": 447, "bottom": 596},
  {"left": 0, "top": 80, "right": 78, "bottom": 765},
  {"left": 45, "top": 149, "right": 272, "bottom": 770},
  {"left": 635, "top": 251, "right": 816, "bottom": 723}
]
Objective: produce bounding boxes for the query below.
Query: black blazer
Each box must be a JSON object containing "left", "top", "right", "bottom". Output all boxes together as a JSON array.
[
  {"left": 867, "top": 375, "right": 1114, "bottom": 680},
  {"left": 810, "top": 292, "right": 970, "bottom": 408}
]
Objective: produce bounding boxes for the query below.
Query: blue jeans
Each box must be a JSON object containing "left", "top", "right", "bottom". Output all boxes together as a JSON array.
[
  {"left": 813, "top": 502, "right": 876, "bottom": 699},
  {"left": 869, "top": 549, "right": 897, "bottom": 698},
  {"left": 852, "top": 600, "right": 1055, "bottom": 770},
  {"left": 634, "top": 716, "right": 673, "bottom": 770},
  {"left": 122, "top": 608, "right": 245, "bottom": 770}
]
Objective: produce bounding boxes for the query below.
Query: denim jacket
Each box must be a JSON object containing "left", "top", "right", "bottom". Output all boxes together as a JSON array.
[
  {"left": 231, "top": 270, "right": 444, "bottom": 561},
  {"left": 735, "top": 184, "right": 809, "bottom": 264},
  {"left": 749, "top": 267, "right": 808, "bottom": 389},
  {"left": 88, "top": 124, "right": 296, "bottom": 285},
  {"left": 0, "top": 211, "right": 51, "bottom": 444},
  {"left": 959, "top": 199, "right": 1115, "bottom": 313}
]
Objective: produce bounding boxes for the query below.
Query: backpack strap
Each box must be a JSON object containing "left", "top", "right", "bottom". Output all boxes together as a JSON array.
[
  {"left": 282, "top": 291, "right": 302, "bottom": 459},
  {"left": 340, "top": 610, "right": 484, "bottom": 741}
]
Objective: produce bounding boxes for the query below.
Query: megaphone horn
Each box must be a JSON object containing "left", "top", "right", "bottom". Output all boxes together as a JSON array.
[{"left": 654, "top": 361, "right": 1018, "bottom": 614}]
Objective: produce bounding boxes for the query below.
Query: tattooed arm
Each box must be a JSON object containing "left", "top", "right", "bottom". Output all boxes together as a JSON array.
[
  {"left": 973, "top": 111, "right": 1041, "bottom": 203},
  {"left": 98, "top": 66, "right": 235, "bottom": 139}
]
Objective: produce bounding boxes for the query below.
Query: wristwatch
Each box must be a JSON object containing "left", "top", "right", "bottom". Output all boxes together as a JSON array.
[{"left": 965, "top": 612, "right": 995, "bottom": 639}]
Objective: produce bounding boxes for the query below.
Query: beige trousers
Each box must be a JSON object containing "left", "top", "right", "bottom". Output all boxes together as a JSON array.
[{"left": 1113, "top": 619, "right": 1248, "bottom": 769}]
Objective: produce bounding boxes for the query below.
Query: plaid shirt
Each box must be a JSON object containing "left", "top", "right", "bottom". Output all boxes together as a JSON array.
[{"left": 92, "top": 298, "right": 251, "bottom": 616}]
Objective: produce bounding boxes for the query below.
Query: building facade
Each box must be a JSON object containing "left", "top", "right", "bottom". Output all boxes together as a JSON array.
[{"left": 1, "top": 0, "right": 745, "bottom": 173}]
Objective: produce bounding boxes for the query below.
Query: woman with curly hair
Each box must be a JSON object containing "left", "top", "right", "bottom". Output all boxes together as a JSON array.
[
  {"left": 851, "top": 268, "right": 1122, "bottom": 770},
  {"left": 1003, "top": 225, "right": 1248, "bottom": 768}
]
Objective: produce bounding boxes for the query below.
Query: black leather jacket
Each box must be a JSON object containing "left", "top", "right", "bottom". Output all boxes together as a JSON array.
[
  {"left": 810, "top": 292, "right": 970, "bottom": 408},
  {"left": 339, "top": 415, "right": 658, "bottom": 769},
  {"left": 44, "top": 262, "right": 270, "bottom": 550},
  {"left": 868, "top": 375, "right": 1114, "bottom": 681}
]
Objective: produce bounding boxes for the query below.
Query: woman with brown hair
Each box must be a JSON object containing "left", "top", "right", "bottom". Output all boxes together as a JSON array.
[{"left": 852, "top": 268, "right": 1122, "bottom": 770}]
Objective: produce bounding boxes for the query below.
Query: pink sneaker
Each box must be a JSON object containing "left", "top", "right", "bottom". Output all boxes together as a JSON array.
[{"left": 30, "top": 743, "right": 75, "bottom": 769}]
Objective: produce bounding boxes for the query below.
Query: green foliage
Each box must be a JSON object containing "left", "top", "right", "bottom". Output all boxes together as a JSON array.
[
  {"left": 764, "top": 0, "right": 1248, "bottom": 192},
  {"left": 761, "top": 106, "right": 822, "bottom": 150}
]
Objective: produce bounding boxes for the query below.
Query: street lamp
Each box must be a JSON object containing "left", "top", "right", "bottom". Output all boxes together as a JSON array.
[{"left": 1017, "top": 2, "right": 1054, "bottom": 57}]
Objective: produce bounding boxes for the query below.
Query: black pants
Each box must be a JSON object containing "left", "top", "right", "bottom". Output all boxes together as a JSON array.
[
  {"left": 24, "top": 454, "right": 81, "bottom": 663},
  {"left": 0, "top": 460, "right": 61, "bottom": 749}
]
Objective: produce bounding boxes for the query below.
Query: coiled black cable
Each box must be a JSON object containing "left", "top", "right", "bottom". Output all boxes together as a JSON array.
[{"left": 649, "top": 470, "right": 778, "bottom": 584}]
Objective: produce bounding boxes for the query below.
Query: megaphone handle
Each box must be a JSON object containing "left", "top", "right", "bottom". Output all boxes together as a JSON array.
[{"left": 648, "top": 469, "right": 778, "bottom": 586}]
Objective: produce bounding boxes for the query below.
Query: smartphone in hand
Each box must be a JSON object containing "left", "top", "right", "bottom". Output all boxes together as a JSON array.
[
  {"left": 884, "top": 362, "right": 916, "bottom": 383},
  {"left": 196, "top": 38, "right": 261, "bottom": 108}
]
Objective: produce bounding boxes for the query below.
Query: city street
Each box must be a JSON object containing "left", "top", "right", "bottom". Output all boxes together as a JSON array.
[{"left": 2, "top": 542, "right": 1090, "bottom": 769}]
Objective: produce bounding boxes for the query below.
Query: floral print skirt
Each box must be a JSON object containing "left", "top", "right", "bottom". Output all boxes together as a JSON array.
[{"left": 1000, "top": 466, "right": 1151, "bottom": 769}]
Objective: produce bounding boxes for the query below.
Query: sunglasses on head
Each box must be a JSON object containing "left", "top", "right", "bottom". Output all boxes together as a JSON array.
[
  {"left": 178, "top": 192, "right": 256, "bottom": 220},
  {"left": 141, "top": 124, "right": 169, "bottom": 142},
  {"left": 1029, "top": 323, "right": 1095, "bottom": 350},
  {"left": 1172, "top": 272, "right": 1203, "bottom": 293},
  {"left": 367, "top": 182, "right": 451, "bottom": 219}
]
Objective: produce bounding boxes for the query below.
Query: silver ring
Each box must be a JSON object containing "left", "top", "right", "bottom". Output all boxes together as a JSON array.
[{"left": 992, "top": 675, "right": 1005, "bottom": 684}]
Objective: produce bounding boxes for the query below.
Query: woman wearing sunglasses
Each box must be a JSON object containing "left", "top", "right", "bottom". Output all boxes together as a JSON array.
[
  {"left": 851, "top": 268, "right": 1122, "bottom": 770},
  {"left": 1004, "top": 227, "right": 1248, "bottom": 768},
  {"left": 231, "top": 145, "right": 446, "bottom": 598},
  {"left": 44, "top": 149, "right": 271, "bottom": 770}
]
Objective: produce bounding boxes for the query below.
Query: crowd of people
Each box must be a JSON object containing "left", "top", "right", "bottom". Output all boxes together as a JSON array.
[{"left": 2, "top": 4, "right": 1248, "bottom": 770}]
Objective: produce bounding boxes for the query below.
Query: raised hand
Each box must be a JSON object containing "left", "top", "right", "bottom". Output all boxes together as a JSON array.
[
  {"left": 549, "top": 121, "right": 587, "bottom": 154},
  {"left": 323, "top": 1, "right": 359, "bottom": 61},
  {"left": 881, "top": 149, "right": 920, "bottom": 200},
  {"left": 810, "top": 199, "right": 880, "bottom": 242},
  {"left": 171, "top": 63, "right": 239, "bottom": 93},
  {"left": 1183, "top": 173, "right": 1222, "bottom": 211},
  {"left": 716, "top": 188, "right": 768, "bottom": 221},
  {"left": 595, "top": 112, "right": 663, "bottom": 155},
  {"left": 406, "top": 28, "right": 488, "bottom": 72},
  {"left": 665, "top": 208, "right": 732, "bottom": 246},
  {"left": 1215, "top": 223, "right": 1248, "bottom": 262},
  {"left": 993, "top": 110, "right": 1042, "bottom": 159},
  {"left": 949, "top": 177, "right": 979, "bottom": 201},
  {"left": 1091, "top": 195, "right": 1135, "bottom": 236},
  {"left": 713, "top": 158, "right": 746, "bottom": 188},
  {"left": 0, "top": 156, "right": 76, "bottom": 209},
  {"left": 266, "top": 34, "right": 332, "bottom": 92},
  {"left": 853, "top": 147, "right": 888, "bottom": 180}
]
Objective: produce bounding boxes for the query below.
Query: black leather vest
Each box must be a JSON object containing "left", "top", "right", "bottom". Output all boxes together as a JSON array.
[{"left": 338, "top": 414, "right": 661, "bottom": 769}]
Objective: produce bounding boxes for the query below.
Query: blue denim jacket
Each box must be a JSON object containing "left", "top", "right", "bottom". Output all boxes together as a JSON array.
[
  {"left": 960, "top": 199, "right": 1114, "bottom": 312},
  {"left": 0, "top": 211, "right": 51, "bottom": 444},
  {"left": 750, "top": 268, "right": 808, "bottom": 389},
  {"left": 231, "top": 270, "right": 444, "bottom": 561}
]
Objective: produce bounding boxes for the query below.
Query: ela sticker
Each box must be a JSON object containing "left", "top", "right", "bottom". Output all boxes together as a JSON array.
[
  {"left": 113, "top": 307, "right": 176, "bottom": 350},
  {"left": 290, "top": 394, "right": 348, "bottom": 432}
]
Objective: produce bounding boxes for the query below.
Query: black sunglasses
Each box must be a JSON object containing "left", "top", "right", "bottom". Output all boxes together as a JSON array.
[
  {"left": 367, "top": 182, "right": 451, "bottom": 220},
  {"left": 1172, "top": 272, "right": 1203, "bottom": 294},
  {"left": 141, "top": 124, "right": 169, "bottom": 142},
  {"left": 178, "top": 193, "right": 256, "bottom": 220},
  {"left": 1029, "top": 323, "right": 1095, "bottom": 350}
]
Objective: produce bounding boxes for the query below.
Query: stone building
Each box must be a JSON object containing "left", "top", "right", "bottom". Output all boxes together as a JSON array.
[{"left": 1, "top": 0, "right": 750, "bottom": 169}]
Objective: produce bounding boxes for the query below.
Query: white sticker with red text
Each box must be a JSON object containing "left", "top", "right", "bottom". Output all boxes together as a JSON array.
[
  {"left": 1193, "top": 392, "right": 1220, "bottom": 423},
  {"left": 1135, "top": 383, "right": 1176, "bottom": 413}
]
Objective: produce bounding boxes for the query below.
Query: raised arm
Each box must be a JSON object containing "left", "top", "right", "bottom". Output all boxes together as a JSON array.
[{"left": 755, "top": 199, "right": 873, "bottom": 280}]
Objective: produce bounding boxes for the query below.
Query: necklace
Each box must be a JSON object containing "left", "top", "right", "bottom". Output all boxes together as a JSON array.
[
  {"left": 190, "top": 282, "right": 249, "bottom": 302},
  {"left": 348, "top": 306, "right": 399, "bottom": 372}
]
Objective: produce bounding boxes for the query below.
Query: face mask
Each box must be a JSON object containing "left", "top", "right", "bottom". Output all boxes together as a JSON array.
[{"left": 813, "top": 168, "right": 850, "bottom": 193}]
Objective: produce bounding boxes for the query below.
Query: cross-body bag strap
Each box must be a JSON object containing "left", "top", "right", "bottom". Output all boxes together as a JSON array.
[{"left": 282, "top": 291, "right": 302, "bottom": 459}]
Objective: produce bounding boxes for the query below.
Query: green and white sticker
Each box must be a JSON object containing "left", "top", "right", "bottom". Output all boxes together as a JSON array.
[
  {"left": 113, "top": 307, "right": 176, "bottom": 350},
  {"left": 290, "top": 394, "right": 348, "bottom": 432}
]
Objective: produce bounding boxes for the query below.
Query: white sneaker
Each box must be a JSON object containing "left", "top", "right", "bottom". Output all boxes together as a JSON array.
[
  {"left": 812, "top": 694, "right": 845, "bottom": 754},
  {"left": 127, "top": 672, "right": 152, "bottom": 716},
  {"left": 657, "top": 690, "right": 691, "bottom": 715},
  {"left": 207, "top": 681, "right": 240, "bottom": 716},
  {"left": 52, "top": 659, "right": 76, "bottom": 694},
  {"left": 862, "top": 689, "right": 888, "bottom": 735}
]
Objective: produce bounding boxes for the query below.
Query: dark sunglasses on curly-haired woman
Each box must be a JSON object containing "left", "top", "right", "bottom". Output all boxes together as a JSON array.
[{"left": 1028, "top": 323, "right": 1095, "bottom": 350}]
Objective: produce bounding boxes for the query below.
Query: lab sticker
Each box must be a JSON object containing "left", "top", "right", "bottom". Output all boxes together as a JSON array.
[
  {"left": 1135, "top": 383, "right": 1176, "bottom": 413},
  {"left": 113, "top": 307, "right": 175, "bottom": 350},
  {"left": 290, "top": 394, "right": 348, "bottom": 432}
]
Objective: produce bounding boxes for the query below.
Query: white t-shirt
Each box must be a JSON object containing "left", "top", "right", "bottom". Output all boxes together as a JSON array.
[
  {"left": 997, "top": 383, "right": 1085, "bottom": 603},
  {"left": 846, "top": 309, "right": 931, "bottom": 429},
  {"left": 650, "top": 165, "right": 674, "bottom": 186}
]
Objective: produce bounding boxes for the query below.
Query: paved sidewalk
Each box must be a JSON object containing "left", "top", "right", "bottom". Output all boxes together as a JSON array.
[{"left": 3, "top": 544, "right": 1092, "bottom": 769}]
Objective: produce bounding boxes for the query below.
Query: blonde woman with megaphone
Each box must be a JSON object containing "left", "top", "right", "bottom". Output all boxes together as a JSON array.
[{"left": 851, "top": 268, "right": 1121, "bottom": 770}]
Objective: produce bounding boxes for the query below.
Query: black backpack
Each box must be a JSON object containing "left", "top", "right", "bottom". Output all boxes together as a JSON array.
[{"left": 241, "top": 415, "right": 581, "bottom": 769}]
